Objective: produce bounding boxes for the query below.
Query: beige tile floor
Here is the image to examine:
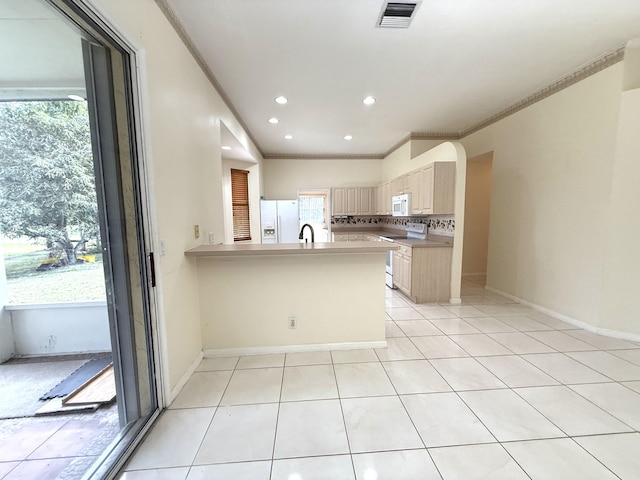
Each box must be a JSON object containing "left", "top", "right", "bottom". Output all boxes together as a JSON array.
[{"left": 118, "top": 277, "right": 640, "bottom": 480}]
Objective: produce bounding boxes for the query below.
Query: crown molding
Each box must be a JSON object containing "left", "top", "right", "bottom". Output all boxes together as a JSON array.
[
  {"left": 262, "top": 153, "right": 385, "bottom": 160},
  {"left": 410, "top": 132, "right": 460, "bottom": 140},
  {"left": 459, "top": 46, "right": 625, "bottom": 138},
  {"left": 154, "top": 0, "right": 265, "bottom": 159}
]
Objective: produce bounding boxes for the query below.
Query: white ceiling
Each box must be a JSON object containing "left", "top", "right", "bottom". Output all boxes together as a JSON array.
[
  {"left": 0, "top": 0, "right": 85, "bottom": 101},
  {"left": 165, "top": 0, "right": 640, "bottom": 158},
  {"left": 3, "top": 1, "right": 640, "bottom": 159}
]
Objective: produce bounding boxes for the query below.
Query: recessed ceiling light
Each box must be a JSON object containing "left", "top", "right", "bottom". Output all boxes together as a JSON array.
[
  {"left": 344, "top": 135, "right": 353, "bottom": 140},
  {"left": 221, "top": 145, "right": 231, "bottom": 150},
  {"left": 284, "top": 134, "right": 293, "bottom": 140},
  {"left": 67, "top": 94, "right": 85, "bottom": 101},
  {"left": 275, "top": 96, "right": 288, "bottom": 105},
  {"left": 268, "top": 117, "right": 279, "bottom": 124},
  {"left": 363, "top": 96, "right": 376, "bottom": 105}
]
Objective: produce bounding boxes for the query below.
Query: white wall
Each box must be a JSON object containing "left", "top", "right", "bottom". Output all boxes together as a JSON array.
[
  {"left": 380, "top": 139, "right": 447, "bottom": 181},
  {"left": 463, "top": 152, "right": 493, "bottom": 275},
  {"left": 381, "top": 141, "right": 411, "bottom": 181},
  {"left": 197, "top": 253, "right": 386, "bottom": 353},
  {"left": 89, "top": 0, "right": 263, "bottom": 392},
  {"left": 460, "top": 59, "right": 640, "bottom": 335},
  {"left": 0, "top": 310, "right": 12, "bottom": 363},
  {"left": 0, "top": 240, "right": 13, "bottom": 362},
  {"left": 7, "top": 302, "right": 111, "bottom": 355},
  {"left": 411, "top": 139, "right": 448, "bottom": 160},
  {"left": 600, "top": 43, "right": 640, "bottom": 334},
  {"left": 263, "top": 158, "right": 382, "bottom": 199}
]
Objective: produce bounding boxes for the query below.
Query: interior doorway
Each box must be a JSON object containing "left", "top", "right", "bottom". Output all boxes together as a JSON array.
[
  {"left": 462, "top": 151, "right": 493, "bottom": 285},
  {"left": 0, "top": 1, "right": 160, "bottom": 479},
  {"left": 297, "top": 189, "right": 331, "bottom": 242}
]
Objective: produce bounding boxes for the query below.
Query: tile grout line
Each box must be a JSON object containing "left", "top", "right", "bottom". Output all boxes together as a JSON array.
[
  {"left": 396, "top": 298, "right": 538, "bottom": 479},
  {"left": 329, "top": 358, "right": 358, "bottom": 480},
  {"left": 265, "top": 355, "right": 287, "bottom": 479},
  {"left": 138, "top": 283, "right": 639, "bottom": 478}
]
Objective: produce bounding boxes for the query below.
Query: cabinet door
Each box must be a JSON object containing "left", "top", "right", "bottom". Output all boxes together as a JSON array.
[
  {"left": 401, "top": 174, "right": 410, "bottom": 194},
  {"left": 391, "top": 177, "right": 403, "bottom": 196},
  {"left": 401, "top": 254, "right": 412, "bottom": 292},
  {"left": 393, "top": 251, "right": 404, "bottom": 290},
  {"left": 358, "top": 187, "right": 374, "bottom": 215},
  {"left": 409, "top": 170, "right": 422, "bottom": 214},
  {"left": 331, "top": 187, "right": 345, "bottom": 215},
  {"left": 345, "top": 187, "right": 358, "bottom": 215},
  {"left": 383, "top": 182, "right": 392, "bottom": 214},
  {"left": 420, "top": 165, "right": 434, "bottom": 214},
  {"left": 432, "top": 162, "right": 456, "bottom": 214},
  {"left": 369, "top": 187, "right": 377, "bottom": 214}
]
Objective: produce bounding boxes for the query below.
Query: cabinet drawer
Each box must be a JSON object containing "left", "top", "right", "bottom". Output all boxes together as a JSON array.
[
  {"left": 397, "top": 244, "right": 412, "bottom": 256},
  {"left": 348, "top": 234, "right": 364, "bottom": 241}
]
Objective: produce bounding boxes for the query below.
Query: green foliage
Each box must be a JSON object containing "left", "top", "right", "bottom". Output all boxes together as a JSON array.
[
  {"left": 4, "top": 250, "right": 106, "bottom": 304},
  {"left": 0, "top": 101, "right": 99, "bottom": 263}
]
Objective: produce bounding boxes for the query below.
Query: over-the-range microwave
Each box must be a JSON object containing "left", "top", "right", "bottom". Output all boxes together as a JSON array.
[{"left": 392, "top": 193, "right": 411, "bottom": 216}]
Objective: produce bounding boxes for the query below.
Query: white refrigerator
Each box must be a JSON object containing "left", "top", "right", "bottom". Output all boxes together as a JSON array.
[{"left": 260, "top": 199, "right": 299, "bottom": 243}]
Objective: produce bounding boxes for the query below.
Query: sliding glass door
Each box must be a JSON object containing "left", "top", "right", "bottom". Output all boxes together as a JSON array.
[{"left": 52, "top": 1, "right": 161, "bottom": 478}]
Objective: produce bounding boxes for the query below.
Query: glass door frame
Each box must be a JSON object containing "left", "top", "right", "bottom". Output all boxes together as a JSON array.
[{"left": 48, "top": 1, "right": 165, "bottom": 478}]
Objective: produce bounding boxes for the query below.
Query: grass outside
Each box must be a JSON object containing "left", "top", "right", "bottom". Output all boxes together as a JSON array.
[{"left": 3, "top": 241, "right": 106, "bottom": 304}]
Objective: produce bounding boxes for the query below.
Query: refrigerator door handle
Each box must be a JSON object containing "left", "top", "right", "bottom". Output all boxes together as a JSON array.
[{"left": 276, "top": 215, "right": 281, "bottom": 243}]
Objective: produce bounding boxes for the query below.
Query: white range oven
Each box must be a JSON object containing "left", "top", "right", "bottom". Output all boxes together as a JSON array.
[{"left": 380, "top": 237, "right": 395, "bottom": 288}]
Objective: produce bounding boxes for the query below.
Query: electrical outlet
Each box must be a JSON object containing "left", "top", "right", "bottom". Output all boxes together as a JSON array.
[
  {"left": 194, "top": 224, "right": 200, "bottom": 238},
  {"left": 208, "top": 232, "right": 215, "bottom": 244},
  {"left": 288, "top": 316, "right": 297, "bottom": 329}
]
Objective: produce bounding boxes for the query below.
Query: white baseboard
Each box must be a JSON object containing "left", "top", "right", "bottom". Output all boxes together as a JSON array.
[
  {"left": 484, "top": 286, "right": 640, "bottom": 343},
  {"left": 203, "top": 340, "right": 388, "bottom": 358},
  {"left": 168, "top": 350, "right": 203, "bottom": 404},
  {"left": 448, "top": 298, "right": 462, "bottom": 304}
]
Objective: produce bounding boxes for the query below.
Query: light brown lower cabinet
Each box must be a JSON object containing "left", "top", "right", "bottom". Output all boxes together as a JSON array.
[{"left": 393, "top": 245, "right": 452, "bottom": 303}]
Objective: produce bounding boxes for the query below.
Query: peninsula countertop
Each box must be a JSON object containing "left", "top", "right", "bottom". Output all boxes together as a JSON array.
[{"left": 185, "top": 241, "right": 397, "bottom": 257}]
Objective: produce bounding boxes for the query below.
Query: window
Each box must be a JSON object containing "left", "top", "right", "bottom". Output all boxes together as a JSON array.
[
  {"left": 298, "top": 194, "right": 326, "bottom": 224},
  {"left": 231, "top": 169, "right": 251, "bottom": 241}
]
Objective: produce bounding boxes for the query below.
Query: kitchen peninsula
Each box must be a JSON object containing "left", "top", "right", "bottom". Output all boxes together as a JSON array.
[{"left": 185, "top": 241, "right": 397, "bottom": 355}]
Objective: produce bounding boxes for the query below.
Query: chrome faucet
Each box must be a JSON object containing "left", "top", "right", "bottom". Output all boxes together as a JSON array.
[{"left": 298, "top": 223, "right": 315, "bottom": 243}]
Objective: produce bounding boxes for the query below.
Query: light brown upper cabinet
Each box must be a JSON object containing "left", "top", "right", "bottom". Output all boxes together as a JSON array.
[
  {"left": 376, "top": 182, "right": 391, "bottom": 215},
  {"left": 332, "top": 186, "right": 376, "bottom": 215},
  {"left": 358, "top": 187, "right": 376, "bottom": 215},
  {"left": 409, "top": 169, "right": 422, "bottom": 214},
  {"left": 415, "top": 162, "right": 455, "bottom": 215},
  {"left": 332, "top": 187, "right": 345, "bottom": 215}
]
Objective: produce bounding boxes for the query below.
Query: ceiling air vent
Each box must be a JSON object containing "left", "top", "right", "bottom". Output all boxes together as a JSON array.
[{"left": 377, "top": 1, "right": 421, "bottom": 28}]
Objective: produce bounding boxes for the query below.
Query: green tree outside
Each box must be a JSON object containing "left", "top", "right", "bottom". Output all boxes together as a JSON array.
[{"left": 0, "top": 101, "right": 99, "bottom": 265}]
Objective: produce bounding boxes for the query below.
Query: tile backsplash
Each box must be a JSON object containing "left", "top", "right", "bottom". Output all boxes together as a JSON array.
[{"left": 331, "top": 215, "right": 455, "bottom": 236}]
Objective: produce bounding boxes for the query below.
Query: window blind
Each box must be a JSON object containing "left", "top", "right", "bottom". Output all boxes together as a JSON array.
[{"left": 231, "top": 169, "right": 251, "bottom": 241}]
